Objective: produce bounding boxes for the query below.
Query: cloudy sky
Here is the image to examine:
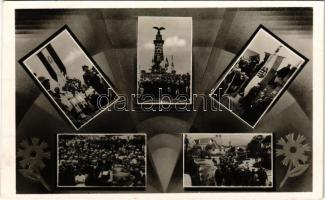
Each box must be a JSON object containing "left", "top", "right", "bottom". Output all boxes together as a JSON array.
[
  {"left": 137, "top": 16, "right": 192, "bottom": 75},
  {"left": 24, "top": 30, "right": 97, "bottom": 91}
]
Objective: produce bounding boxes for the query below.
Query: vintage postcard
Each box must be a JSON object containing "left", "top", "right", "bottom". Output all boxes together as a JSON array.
[{"left": 1, "top": 1, "right": 323, "bottom": 200}]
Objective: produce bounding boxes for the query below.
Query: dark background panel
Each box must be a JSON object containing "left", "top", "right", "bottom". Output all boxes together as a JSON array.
[{"left": 15, "top": 8, "right": 312, "bottom": 193}]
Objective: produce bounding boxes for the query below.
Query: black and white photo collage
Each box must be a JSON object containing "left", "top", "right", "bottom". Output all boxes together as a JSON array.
[{"left": 12, "top": 5, "right": 319, "bottom": 196}]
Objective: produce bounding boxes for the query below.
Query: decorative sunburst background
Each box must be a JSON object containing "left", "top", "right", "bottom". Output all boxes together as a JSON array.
[{"left": 15, "top": 8, "right": 312, "bottom": 193}]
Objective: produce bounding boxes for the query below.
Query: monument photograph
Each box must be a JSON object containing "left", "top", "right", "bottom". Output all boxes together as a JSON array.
[{"left": 137, "top": 17, "right": 192, "bottom": 105}]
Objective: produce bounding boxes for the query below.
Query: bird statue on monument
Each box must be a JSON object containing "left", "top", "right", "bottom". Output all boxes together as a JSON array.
[{"left": 153, "top": 26, "right": 165, "bottom": 34}]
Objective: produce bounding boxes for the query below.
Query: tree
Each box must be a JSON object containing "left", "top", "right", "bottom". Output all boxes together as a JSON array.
[{"left": 246, "top": 135, "right": 264, "bottom": 158}]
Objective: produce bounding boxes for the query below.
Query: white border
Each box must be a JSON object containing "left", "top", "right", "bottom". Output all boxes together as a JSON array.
[
  {"left": 183, "top": 133, "right": 273, "bottom": 188},
  {"left": 21, "top": 29, "right": 120, "bottom": 130},
  {"left": 56, "top": 133, "right": 147, "bottom": 188},
  {"left": 1, "top": 1, "right": 323, "bottom": 200},
  {"left": 136, "top": 16, "right": 193, "bottom": 105},
  {"left": 209, "top": 28, "right": 307, "bottom": 129}
]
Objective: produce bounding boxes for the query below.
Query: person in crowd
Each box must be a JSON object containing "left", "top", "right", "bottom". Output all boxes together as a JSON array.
[
  {"left": 269, "top": 64, "right": 297, "bottom": 89},
  {"left": 52, "top": 87, "right": 71, "bottom": 112},
  {"left": 257, "top": 167, "right": 268, "bottom": 186},
  {"left": 252, "top": 90, "right": 273, "bottom": 113},
  {"left": 85, "top": 160, "right": 100, "bottom": 185},
  {"left": 239, "top": 83, "right": 262, "bottom": 109},
  {"left": 205, "top": 139, "right": 216, "bottom": 159},
  {"left": 67, "top": 90, "right": 87, "bottom": 120},
  {"left": 38, "top": 76, "right": 51, "bottom": 92},
  {"left": 222, "top": 67, "right": 249, "bottom": 97},
  {"left": 214, "top": 166, "right": 223, "bottom": 186},
  {"left": 59, "top": 161, "right": 76, "bottom": 186},
  {"left": 240, "top": 86, "right": 274, "bottom": 125},
  {"left": 82, "top": 65, "right": 108, "bottom": 95},
  {"left": 75, "top": 170, "right": 87, "bottom": 187}
]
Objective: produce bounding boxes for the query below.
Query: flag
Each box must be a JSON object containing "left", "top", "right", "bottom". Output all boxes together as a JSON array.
[
  {"left": 37, "top": 51, "right": 58, "bottom": 82},
  {"left": 260, "top": 55, "right": 285, "bottom": 86},
  {"left": 271, "top": 55, "right": 285, "bottom": 71},
  {"left": 46, "top": 44, "right": 67, "bottom": 75},
  {"left": 36, "top": 44, "right": 67, "bottom": 82},
  {"left": 257, "top": 67, "right": 269, "bottom": 78}
]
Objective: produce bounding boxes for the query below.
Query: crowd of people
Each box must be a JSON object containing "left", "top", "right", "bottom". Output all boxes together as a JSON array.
[
  {"left": 138, "top": 71, "right": 191, "bottom": 101},
  {"left": 37, "top": 65, "right": 112, "bottom": 127},
  {"left": 184, "top": 135, "right": 272, "bottom": 187},
  {"left": 213, "top": 156, "right": 269, "bottom": 186},
  {"left": 58, "top": 135, "right": 146, "bottom": 187},
  {"left": 217, "top": 52, "right": 297, "bottom": 125}
]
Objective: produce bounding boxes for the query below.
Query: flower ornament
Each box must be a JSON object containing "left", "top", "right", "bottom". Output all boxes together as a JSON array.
[
  {"left": 17, "top": 138, "right": 51, "bottom": 191},
  {"left": 276, "top": 133, "right": 311, "bottom": 189}
]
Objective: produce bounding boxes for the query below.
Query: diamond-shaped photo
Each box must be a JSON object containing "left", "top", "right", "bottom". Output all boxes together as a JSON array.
[
  {"left": 19, "top": 25, "right": 119, "bottom": 130},
  {"left": 210, "top": 25, "right": 308, "bottom": 128}
]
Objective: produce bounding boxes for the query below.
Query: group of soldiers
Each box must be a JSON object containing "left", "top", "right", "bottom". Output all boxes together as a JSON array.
[
  {"left": 212, "top": 156, "right": 269, "bottom": 186},
  {"left": 138, "top": 72, "right": 191, "bottom": 101},
  {"left": 58, "top": 135, "right": 146, "bottom": 187}
]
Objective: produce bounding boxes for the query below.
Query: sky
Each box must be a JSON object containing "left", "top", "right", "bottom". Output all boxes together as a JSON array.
[
  {"left": 186, "top": 134, "right": 271, "bottom": 147},
  {"left": 24, "top": 30, "right": 96, "bottom": 91},
  {"left": 137, "top": 16, "right": 192, "bottom": 76},
  {"left": 242, "top": 29, "right": 305, "bottom": 94}
]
